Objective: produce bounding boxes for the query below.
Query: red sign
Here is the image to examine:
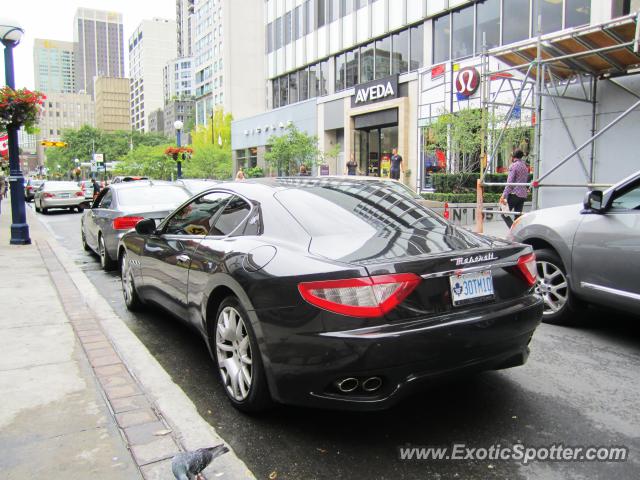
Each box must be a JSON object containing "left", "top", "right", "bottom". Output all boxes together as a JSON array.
[
  {"left": 431, "top": 64, "right": 445, "bottom": 79},
  {"left": 455, "top": 67, "right": 481, "bottom": 97},
  {"left": 0, "top": 134, "right": 7, "bottom": 155}
]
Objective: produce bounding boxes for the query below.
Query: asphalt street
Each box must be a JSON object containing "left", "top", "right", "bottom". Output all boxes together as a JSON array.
[{"left": 34, "top": 206, "right": 640, "bottom": 480}]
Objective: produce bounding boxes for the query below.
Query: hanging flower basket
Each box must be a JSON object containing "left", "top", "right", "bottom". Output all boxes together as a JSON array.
[
  {"left": 0, "top": 87, "right": 46, "bottom": 134},
  {"left": 164, "top": 146, "right": 193, "bottom": 161}
]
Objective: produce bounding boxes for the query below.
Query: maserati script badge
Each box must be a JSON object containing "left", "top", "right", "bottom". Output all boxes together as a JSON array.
[{"left": 450, "top": 252, "right": 498, "bottom": 266}]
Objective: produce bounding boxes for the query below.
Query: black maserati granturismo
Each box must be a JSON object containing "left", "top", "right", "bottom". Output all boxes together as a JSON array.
[{"left": 118, "top": 177, "right": 543, "bottom": 412}]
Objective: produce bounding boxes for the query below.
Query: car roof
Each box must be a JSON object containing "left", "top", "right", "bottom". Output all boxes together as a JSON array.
[{"left": 106, "top": 180, "right": 176, "bottom": 190}]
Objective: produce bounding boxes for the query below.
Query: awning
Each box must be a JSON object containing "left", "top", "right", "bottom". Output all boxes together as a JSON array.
[{"left": 489, "top": 13, "right": 640, "bottom": 80}]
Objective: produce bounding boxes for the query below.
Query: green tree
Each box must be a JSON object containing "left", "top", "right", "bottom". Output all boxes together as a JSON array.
[
  {"left": 113, "top": 144, "right": 175, "bottom": 179},
  {"left": 183, "top": 107, "right": 233, "bottom": 180},
  {"left": 265, "top": 124, "right": 319, "bottom": 175}
]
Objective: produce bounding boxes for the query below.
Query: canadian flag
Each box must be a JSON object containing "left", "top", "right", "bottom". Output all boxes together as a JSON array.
[{"left": 0, "top": 134, "right": 8, "bottom": 155}]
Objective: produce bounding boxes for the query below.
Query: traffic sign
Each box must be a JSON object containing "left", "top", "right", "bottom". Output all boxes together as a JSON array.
[{"left": 40, "top": 140, "right": 68, "bottom": 147}]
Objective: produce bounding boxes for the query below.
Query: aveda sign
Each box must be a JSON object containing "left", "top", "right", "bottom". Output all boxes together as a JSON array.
[{"left": 352, "top": 75, "right": 400, "bottom": 108}]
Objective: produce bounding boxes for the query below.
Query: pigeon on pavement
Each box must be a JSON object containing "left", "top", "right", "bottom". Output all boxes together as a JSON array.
[{"left": 171, "top": 444, "right": 230, "bottom": 480}]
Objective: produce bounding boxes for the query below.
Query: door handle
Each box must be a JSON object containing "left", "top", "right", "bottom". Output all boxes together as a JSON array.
[{"left": 176, "top": 254, "right": 191, "bottom": 266}]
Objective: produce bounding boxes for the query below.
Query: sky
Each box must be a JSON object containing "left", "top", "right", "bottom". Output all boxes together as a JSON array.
[{"left": 1, "top": 0, "right": 175, "bottom": 90}]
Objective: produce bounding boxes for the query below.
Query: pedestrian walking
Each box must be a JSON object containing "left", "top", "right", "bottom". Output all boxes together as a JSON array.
[
  {"left": 298, "top": 164, "right": 309, "bottom": 176},
  {"left": 91, "top": 177, "right": 101, "bottom": 200},
  {"left": 235, "top": 168, "right": 246, "bottom": 181},
  {"left": 345, "top": 154, "right": 358, "bottom": 176},
  {"left": 390, "top": 148, "right": 403, "bottom": 181},
  {"left": 500, "top": 149, "right": 530, "bottom": 228}
]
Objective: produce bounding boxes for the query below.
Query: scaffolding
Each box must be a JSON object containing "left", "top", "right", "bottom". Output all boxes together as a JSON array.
[{"left": 475, "top": 12, "right": 640, "bottom": 233}]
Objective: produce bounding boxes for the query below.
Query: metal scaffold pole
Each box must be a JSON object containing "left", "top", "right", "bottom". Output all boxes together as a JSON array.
[{"left": 532, "top": 14, "right": 543, "bottom": 210}]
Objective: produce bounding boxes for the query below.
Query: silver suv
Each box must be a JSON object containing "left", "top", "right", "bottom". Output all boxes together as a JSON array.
[{"left": 510, "top": 170, "right": 640, "bottom": 325}]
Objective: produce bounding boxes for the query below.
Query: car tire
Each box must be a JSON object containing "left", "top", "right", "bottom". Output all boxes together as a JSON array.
[
  {"left": 76, "top": 206, "right": 84, "bottom": 213},
  {"left": 35, "top": 204, "right": 41, "bottom": 213},
  {"left": 213, "top": 296, "right": 272, "bottom": 413},
  {"left": 98, "top": 233, "right": 117, "bottom": 271},
  {"left": 81, "top": 229, "right": 91, "bottom": 252},
  {"left": 120, "top": 251, "right": 143, "bottom": 311},
  {"left": 535, "top": 248, "right": 579, "bottom": 325},
  {"left": 42, "top": 207, "right": 48, "bottom": 214}
]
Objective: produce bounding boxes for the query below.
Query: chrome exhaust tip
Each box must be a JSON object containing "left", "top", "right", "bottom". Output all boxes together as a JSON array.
[
  {"left": 335, "top": 377, "right": 359, "bottom": 393},
  {"left": 362, "top": 376, "right": 382, "bottom": 392}
]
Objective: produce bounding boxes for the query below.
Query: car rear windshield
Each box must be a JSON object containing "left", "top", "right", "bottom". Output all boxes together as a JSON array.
[
  {"left": 117, "top": 186, "right": 190, "bottom": 206},
  {"left": 275, "top": 182, "right": 445, "bottom": 237},
  {"left": 46, "top": 182, "right": 79, "bottom": 191}
]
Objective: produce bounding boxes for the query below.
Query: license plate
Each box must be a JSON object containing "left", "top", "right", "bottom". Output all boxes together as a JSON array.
[
  {"left": 59, "top": 193, "right": 70, "bottom": 198},
  {"left": 449, "top": 270, "right": 494, "bottom": 306}
]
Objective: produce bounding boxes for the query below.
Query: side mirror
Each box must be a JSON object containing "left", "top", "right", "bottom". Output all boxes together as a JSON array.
[
  {"left": 583, "top": 190, "right": 604, "bottom": 213},
  {"left": 135, "top": 218, "right": 157, "bottom": 235}
]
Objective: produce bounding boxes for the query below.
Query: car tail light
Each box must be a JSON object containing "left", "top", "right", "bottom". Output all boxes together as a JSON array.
[
  {"left": 516, "top": 253, "right": 537, "bottom": 287},
  {"left": 27, "top": 186, "right": 33, "bottom": 191},
  {"left": 298, "top": 273, "right": 421, "bottom": 318},
  {"left": 112, "top": 216, "right": 144, "bottom": 230},
  {"left": 75, "top": 191, "right": 84, "bottom": 197},
  {"left": 43, "top": 192, "right": 55, "bottom": 198}
]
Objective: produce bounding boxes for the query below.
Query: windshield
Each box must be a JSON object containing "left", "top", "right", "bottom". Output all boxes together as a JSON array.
[
  {"left": 116, "top": 186, "right": 190, "bottom": 206},
  {"left": 275, "top": 182, "right": 444, "bottom": 237}
]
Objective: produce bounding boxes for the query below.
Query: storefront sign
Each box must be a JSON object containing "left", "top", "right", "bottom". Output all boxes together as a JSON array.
[
  {"left": 454, "top": 67, "right": 480, "bottom": 97},
  {"left": 352, "top": 75, "right": 399, "bottom": 108},
  {"left": 320, "top": 164, "right": 329, "bottom": 176}
]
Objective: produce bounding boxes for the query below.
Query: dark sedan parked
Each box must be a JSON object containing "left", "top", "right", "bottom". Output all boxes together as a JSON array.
[{"left": 118, "top": 178, "right": 543, "bottom": 412}]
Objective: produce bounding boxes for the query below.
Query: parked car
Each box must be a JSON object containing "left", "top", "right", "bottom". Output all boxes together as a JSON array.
[
  {"left": 511, "top": 170, "right": 640, "bottom": 325},
  {"left": 24, "top": 179, "right": 44, "bottom": 202},
  {"left": 174, "top": 178, "right": 221, "bottom": 195},
  {"left": 111, "top": 175, "right": 149, "bottom": 183},
  {"left": 34, "top": 181, "right": 85, "bottom": 214},
  {"left": 81, "top": 181, "right": 191, "bottom": 271},
  {"left": 118, "top": 177, "right": 543, "bottom": 412}
]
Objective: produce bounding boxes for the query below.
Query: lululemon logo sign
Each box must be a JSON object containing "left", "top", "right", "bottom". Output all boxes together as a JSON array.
[
  {"left": 455, "top": 67, "right": 480, "bottom": 97},
  {"left": 352, "top": 75, "right": 400, "bottom": 107}
]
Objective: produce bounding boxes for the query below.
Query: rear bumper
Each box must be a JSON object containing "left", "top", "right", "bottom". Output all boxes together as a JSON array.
[{"left": 258, "top": 294, "right": 543, "bottom": 410}]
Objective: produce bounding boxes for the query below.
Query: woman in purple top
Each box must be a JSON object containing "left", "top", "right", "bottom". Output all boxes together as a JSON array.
[{"left": 500, "top": 149, "right": 529, "bottom": 227}]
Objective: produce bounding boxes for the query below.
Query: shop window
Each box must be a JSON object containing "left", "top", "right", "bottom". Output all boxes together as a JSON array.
[
  {"left": 284, "top": 11, "right": 292, "bottom": 45},
  {"left": 346, "top": 49, "right": 359, "bottom": 87},
  {"left": 249, "top": 148, "right": 258, "bottom": 168},
  {"left": 272, "top": 78, "right": 280, "bottom": 108},
  {"left": 410, "top": 24, "right": 424, "bottom": 71},
  {"left": 335, "top": 52, "right": 346, "bottom": 91},
  {"left": 360, "top": 42, "right": 375, "bottom": 83},
  {"left": 433, "top": 13, "right": 450, "bottom": 64},
  {"left": 503, "top": 0, "right": 530, "bottom": 44},
  {"left": 375, "top": 35, "right": 391, "bottom": 79},
  {"left": 452, "top": 6, "right": 474, "bottom": 60},
  {"left": 289, "top": 71, "right": 299, "bottom": 103},
  {"left": 475, "top": 0, "right": 500, "bottom": 53},
  {"left": 565, "top": 0, "right": 590, "bottom": 28},
  {"left": 392, "top": 29, "right": 409, "bottom": 75}
]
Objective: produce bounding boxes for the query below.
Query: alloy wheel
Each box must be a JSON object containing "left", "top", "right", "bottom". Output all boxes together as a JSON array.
[
  {"left": 536, "top": 260, "right": 569, "bottom": 315},
  {"left": 99, "top": 236, "right": 106, "bottom": 268},
  {"left": 216, "top": 306, "right": 253, "bottom": 401},
  {"left": 121, "top": 253, "right": 134, "bottom": 304}
]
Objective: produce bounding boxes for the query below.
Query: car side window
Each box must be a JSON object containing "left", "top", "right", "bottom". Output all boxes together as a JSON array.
[
  {"left": 98, "top": 190, "right": 113, "bottom": 209},
  {"left": 164, "top": 191, "right": 232, "bottom": 236},
  {"left": 210, "top": 195, "right": 252, "bottom": 237},
  {"left": 610, "top": 184, "right": 640, "bottom": 211}
]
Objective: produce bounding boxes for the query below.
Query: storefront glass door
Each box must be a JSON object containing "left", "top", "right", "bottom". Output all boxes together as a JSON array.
[{"left": 353, "top": 126, "right": 398, "bottom": 177}]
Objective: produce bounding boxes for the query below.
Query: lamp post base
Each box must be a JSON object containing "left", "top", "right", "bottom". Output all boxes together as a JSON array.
[{"left": 10, "top": 223, "right": 31, "bottom": 245}]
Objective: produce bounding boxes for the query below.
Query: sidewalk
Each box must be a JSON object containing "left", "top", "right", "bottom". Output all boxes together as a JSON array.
[{"left": 0, "top": 199, "right": 254, "bottom": 479}]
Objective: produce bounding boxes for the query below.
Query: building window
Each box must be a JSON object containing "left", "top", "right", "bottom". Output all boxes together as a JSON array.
[
  {"left": 335, "top": 52, "right": 346, "bottom": 91},
  {"left": 346, "top": 48, "right": 359, "bottom": 87},
  {"left": 375, "top": 35, "right": 391, "bottom": 79},
  {"left": 319, "top": 59, "right": 329, "bottom": 96},
  {"left": 565, "top": 0, "right": 590, "bottom": 28},
  {"left": 304, "top": 0, "right": 314, "bottom": 35},
  {"left": 433, "top": 13, "right": 450, "bottom": 64},
  {"left": 317, "top": 0, "right": 326, "bottom": 28},
  {"left": 273, "top": 77, "right": 280, "bottom": 108},
  {"left": 280, "top": 75, "right": 289, "bottom": 106},
  {"left": 392, "top": 29, "right": 409, "bottom": 75},
  {"left": 266, "top": 22, "right": 273, "bottom": 53},
  {"left": 309, "top": 63, "right": 318, "bottom": 97},
  {"left": 300, "top": 68, "right": 310, "bottom": 100},
  {"left": 285, "top": 11, "right": 292, "bottom": 45},
  {"left": 294, "top": 6, "right": 303, "bottom": 40},
  {"left": 275, "top": 16, "right": 282, "bottom": 49},
  {"left": 452, "top": 6, "right": 474, "bottom": 60},
  {"left": 329, "top": 0, "right": 340, "bottom": 22},
  {"left": 360, "top": 41, "right": 374, "bottom": 83},
  {"left": 532, "top": 0, "right": 563, "bottom": 34},
  {"left": 475, "top": 0, "right": 500, "bottom": 53},
  {"left": 503, "top": 0, "right": 530, "bottom": 44},
  {"left": 410, "top": 24, "right": 424, "bottom": 71},
  {"left": 289, "top": 71, "right": 299, "bottom": 103},
  {"left": 341, "top": 0, "right": 353, "bottom": 16}
]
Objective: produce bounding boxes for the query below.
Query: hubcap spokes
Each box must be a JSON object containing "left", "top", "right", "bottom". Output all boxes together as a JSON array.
[
  {"left": 215, "top": 306, "right": 253, "bottom": 401},
  {"left": 536, "top": 261, "right": 568, "bottom": 315},
  {"left": 121, "top": 255, "right": 133, "bottom": 303}
]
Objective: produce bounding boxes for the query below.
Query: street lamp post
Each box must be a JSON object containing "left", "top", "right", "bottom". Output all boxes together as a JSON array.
[
  {"left": 174, "top": 120, "right": 184, "bottom": 179},
  {"left": 1, "top": 18, "right": 30, "bottom": 245}
]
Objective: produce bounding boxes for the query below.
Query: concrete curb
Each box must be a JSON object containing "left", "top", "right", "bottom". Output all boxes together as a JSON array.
[{"left": 27, "top": 207, "right": 255, "bottom": 480}]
